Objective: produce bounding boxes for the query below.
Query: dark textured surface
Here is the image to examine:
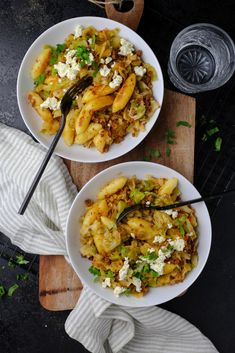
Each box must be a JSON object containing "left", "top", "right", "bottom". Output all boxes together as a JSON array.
[{"left": 0, "top": 1, "right": 235, "bottom": 352}]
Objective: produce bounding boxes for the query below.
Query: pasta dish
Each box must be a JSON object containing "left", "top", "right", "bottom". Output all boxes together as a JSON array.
[
  {"left": 80, "top": 175, "right": 198, "bottom": 297},
  {"left": 28, "top": 24, "right": 159, "bottom": 153}
]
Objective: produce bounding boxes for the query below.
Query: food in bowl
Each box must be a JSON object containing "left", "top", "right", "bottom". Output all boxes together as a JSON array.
[
  {"left": 80, "top": 175, "right": 198, "bottom": 297},
  {"left": 28, "top": 23, "right": 159, "bottom": 153}
]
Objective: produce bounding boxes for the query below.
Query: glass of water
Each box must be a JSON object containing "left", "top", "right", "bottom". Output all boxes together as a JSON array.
[{"left": 168, "top": 23, "right": 235, "bottom": 93}]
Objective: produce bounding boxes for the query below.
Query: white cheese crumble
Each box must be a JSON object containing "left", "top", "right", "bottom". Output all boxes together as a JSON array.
[
  {"left": 163, "top": 209, "right": 178, "bottom": 219},
  {"left": 134, "top": 65, "right": 146, "bottom": 77},
  {"left": 119, "top": 38, "right": 134, "bottom": 56},
  {"left": 100, "top": 58, "right": 105, "bottom": 64},
  {"left": 119, "top": 257, "right": 130, "bottom": 281},
  {"left": 145, "top": 201, "right": 151, "bottom": 206},
  {"left": 99, "top": 65, "right": 111, "bottom": 77},
  {"left": 168, "top": 237, "right": 185, "bottom": 251},
  {"left": 167, "top": 223, "right": 173, "bottom": 229},
  {"left": 65, "top": 50, "right": 77, "bottom": 64},
  {"left": 132, "top": 277, "right": 142, "bottom": 292},
  {"left": 153, "top": 235, "right": 165, "bottom": 243},
  {"left": 109, "top": 71, "right": 123, "bottom": 88},
  {"left": 138, "top": 245, "right": 174, "bottom": 276},
  {"left": 88, "top": 38, "right": 93, "bottom": 45},
  {"left": 74, "top": 24, "right": 83, "bottom": 38},
  {"left": 148, "top": 248, "right": 156, "bottom": 253},
  {"left": 102, "top": 277, "right": 111, "bottom": 288},
  {"left": 113, "top": 286, "right": 126, "bottom": 297},
  {"left": 40, "top": 97, "right": 60, "bottom": 111},
  {"left": 54, "top": 50, "right": 80, "bottom": 81},
  {"left": 105, "top": 56, "right": 112, "bottom": 64},
  {"left": 111, "top": 61, "right": 116, "bottom": 68},
  {"left": 89, "top": 52, "right": 94, "bottom": 63}
]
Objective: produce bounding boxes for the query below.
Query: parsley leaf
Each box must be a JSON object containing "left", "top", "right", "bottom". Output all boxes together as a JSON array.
[
  {"left": 88, "top": 266, "right": 100, "bottom": 277},
  {"left": 176, "top": 120, "right": 192, "bottom": 128},
  {"left": 150, "top": 269, "right": 159, "bottom": 277},
  {"left": 142, "top": 264, "right": 150, "bottom": 273},
  {"left": 207, "top": 127, "right": 219, "bottom": 136},
  {"left": 49, "top": 43, "right": 66, "bottom": 65},
  {"left": 17, "top": 273, "right": 29, "bottom": 281},
  {"left": 7, "top": 284, "right": 19, "bottom": 297},
  {"left": 0, "top": 285, "right": 6, "bottom": 298},
  {"left": 166, "top": 147, "right": 171, "bottom": 157},
  {"left": 215, "top": 137, "right": 222, "bottom": 152},
  {"left": 15, "top": 255, "right": 29, "bottom": 265},
  {"left": 165, "top": 129, "right": 176, "bottom": 144},
  {"left": 133, "top": 272, "right": 142, "bottom": 279},
  {"left": 106, "top": 270, "right": 115, "bottom": 278},
  {"left": 76, "top": 45, "right": 91, "bottom": 66},
  {"left": 34, "top": 73, "right": 46, "bottom": 86}
]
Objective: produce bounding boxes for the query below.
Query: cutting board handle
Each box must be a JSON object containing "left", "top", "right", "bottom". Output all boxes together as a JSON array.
[{"left": 105, "top": 0, "right": 144, "bottom": 31}]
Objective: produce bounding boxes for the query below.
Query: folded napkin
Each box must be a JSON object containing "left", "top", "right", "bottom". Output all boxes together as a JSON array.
[{"left": 0, "top": 123, "right": 219, "bottom": 353}]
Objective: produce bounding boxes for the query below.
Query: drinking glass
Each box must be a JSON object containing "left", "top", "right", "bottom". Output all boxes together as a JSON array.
[{"left": 168, "top": 23, "right": 235, "bottom": 93}]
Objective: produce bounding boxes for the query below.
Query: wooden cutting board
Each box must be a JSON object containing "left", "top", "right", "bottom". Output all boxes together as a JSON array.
[{"left": 39, "top": 89, "right": 195, "bottom": 311}]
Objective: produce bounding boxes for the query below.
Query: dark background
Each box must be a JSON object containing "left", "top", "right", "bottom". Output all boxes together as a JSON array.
[{"left": 0, "top": 1, "right": 235, "bottom": 352}]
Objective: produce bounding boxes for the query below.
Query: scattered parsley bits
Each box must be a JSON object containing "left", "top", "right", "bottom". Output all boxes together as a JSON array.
[
  {"left": 106, "top": 270, "right": 115, "bottom": 278},
  {"left": 88, "top": 266, "right": 100, "bottom": 277},
  {"left": 0, "top": 285, "right": 6, "bottom": 298},
  {"left": 166, "top": 147, "right": 171, "bottom": 157},
  {"left": 7, "top": 284, "right": 19, "bottom": 297},
  {"left": 16, "top": 255, "right": 29, "bottom": 265},
  {"left": 176, "top": 120, "right": 192, "bottom": 128},
  {"left": 49, "top": 43, "right": 66, "bottom": 65},
  {"left": 207, "top": 127, "right": 219, "bottom": 136},
  {"left": 34, "top": 73, "right": 46, "bottom": 86},
  {"left": 17, "top": 273, "right": 29, "bottom": 281},
  {"left": 165, "top": 129, "right": 176, "bottom": 144},
  {"left": 76, "top": 46, "right": 92, "bottom": 66},
  {"left": 215, "top": 137, "right": 222, "bottom": 152},
  {"left": 150, "top": 270, "right": 159, "bottom": 277}
]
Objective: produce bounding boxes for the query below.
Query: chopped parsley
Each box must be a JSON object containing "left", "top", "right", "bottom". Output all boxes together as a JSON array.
[
  {"left": 106, "top": 270, "right": 114, "bottom": 278},
  {"left": 16, "top": 255, "right": 29, "bottom": 265},
  {"left": 0, "top": 285, "right": 6, "bottom": 298},
  {"left": 76, "top": 45, "right": 92, "bottom": 66},
  {"left": 34, "top": 73, "right": 46, "bottom": 86},
  {"left": 166, "top": 147, "right": 171, "bottom": 157},
  {"left": 88, "top": 266, "right": 100, "bottom": 277},
  {"left": 133, "top": 272, "right": 142, "bottom": 279},
  {"left": 150, "top": 269, "right": 159, "bottom": 277},
  {"left": 215, "top": 137, "right": 222, "bottom": 152},
  {"left": 165, "top": 129, "right": 176, "bottom": 144},
  {"left": 7, "top": 284, "right": 19, "bottom": 297},
  {"left": 206, "top": 127, "right": 219, "bottom": 136},
  {"left": 120, "top": 245, "right": 128, "bottom": 256},
  {"left": 17, "top": 273, "right": 29, "bottom": 281},
  {"left": 142, "top": 251, "right": 158, "bottom": 261},
  {"left": 142, "top": 264, "right": 150, "bottom": 273},
  {"left": 49, "top": 43, "right": 66, "bottom": 65},
  {"left": 176, "top": 120, "right": 192, "bottom": 128}
]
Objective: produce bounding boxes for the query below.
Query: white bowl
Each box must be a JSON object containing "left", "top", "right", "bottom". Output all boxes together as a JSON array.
[
  {"left": 66, "top": 161, "right": 212, "bottom": 307},
  {"left": 17, "top": 17, "right": 164, "bottom": 162}
]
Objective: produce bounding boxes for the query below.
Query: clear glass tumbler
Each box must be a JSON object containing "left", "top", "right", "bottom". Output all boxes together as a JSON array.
[{"left": 168, "top": 23, "right": 235, "bottom": 93}]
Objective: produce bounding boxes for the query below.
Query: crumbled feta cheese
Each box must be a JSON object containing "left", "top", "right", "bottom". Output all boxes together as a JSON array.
[
  {"left": 89, "top": 52, "right": 94, "bottom": 63},
  {"left": 58, "top": 78, "right": 62, "bottom": 83},
  {"left": 100, "top": 58, "right": 105, "bottom": 64},
  {"left": 40, "top": 97, "right": 60, "bottom": 111},
  {"left": 105, "top": 56, "right": 112, "bottom": 64},
  {"left": 74, "top": 24, "right": 83, "bottom": 38},
  {"left": 99, "top": 65, "right": 111, "bottom": 77},
  {"left": 111, "top": 61, "right": 116, "bottom": 68},
  {"left": 150, "top": 261, "right": 165, "bottom": 275},
  {"left": 54, "top": 62, "right": 69, "bottom": 78},
  {"left": 113, "top": 286, "right": 126, "bottom": 297},
  {"left": 172, "top": 211, "right": 178, "bottom": 219},
  {"left": 88, "top": 38, "right": 93, "bottom": 45},
  {"left": 153, "top": 235, "right": 165, "bottom": 243},
  {"left": 146, "top": 201, "right": 151, "bottom": 206},
  {"left": 167, "top": 223, "right": 173, "bottom": 229},
  {"left": 54, "top": 50, "right": 80, "bottom": 81},
  {"left": 132, "top": 277, "right": 142, "bottom": 292},
  {"left": 148, "top": 248, "right": 156, "bottom": 253},
  {"left": 134, "top": 65, "right": 146, "bottom": 77},
  {"left": 164, "top": 209, "right": 173, "bottom": 216},
  {"left": 168, "top": 237, "right": 185, "bottom": 251},
  {"left": 109, "top": 71, "right": 123, "bottom": 89},
  {"left": 119, "top": 257, "right": 130, "bottom": 281},
  {"left": 65, "top": 50, "right": 77, "bottom": 64},
  {"left": 102, "top": 277, "right": 111, "bottom": 288},
  {"left": 119, "top": 38, "right": 134, "bottom": 56}
]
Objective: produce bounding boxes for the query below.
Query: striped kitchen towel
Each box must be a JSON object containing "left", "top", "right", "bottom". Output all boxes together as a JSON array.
[{"left": 0, "top": 123, "right": 219, "bottom": 353}]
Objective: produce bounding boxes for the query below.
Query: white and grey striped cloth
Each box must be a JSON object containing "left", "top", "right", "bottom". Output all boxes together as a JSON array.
[{"left": 0, "top": 123, "right": 219, "bottom": 353}]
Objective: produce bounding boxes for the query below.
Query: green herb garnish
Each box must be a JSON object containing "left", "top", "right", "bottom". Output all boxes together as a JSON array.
[
  {"left": 166, "top": 147, "right": 171, "bottom": 157},
  {"left": 15, "top": 255, "right": 29, "bottom": 265},
  {"left": 150, "top": 149, "right": 161, "bottom": 158},
  {"left": 76, "top": 45, "right": 91, "bottom": 66},
  {"left": 123, "top": 288, "right": 131, "bottom": 296},
  {"left": 176, "top": 120, "right": 192, "bottom": 128},
  {"left": 207, "top": 127, "right": 219, "bottom": 136},
  {"left": 0, "top": 285, "right": 6, "bottom": 298},
  {"left": 133, "top": 272, "right": 142, "bottom": 279},
  {"left": 215, "top": 137, "right": 222, "bottom": 152},
  {"left": 106, "top": 270, "right": 114, "bottom": 278},
  {"left": 150, "top": 270, "right": 159, "bottom": 277},
  {"left": 165, "top": 129, "right": 176, "bottom": 144},
  {"left": 8, "top": 260, "right": 15, "bottom": 268},
  {"left": 17, "top": 273, "right": 29, "bottom": 281},
  {"left": 142, "top": 264, "right": 150, "bottom": 273},
  {"left": 7, "top": 284, "right": 19, "bottom": 297},
  {"left": 88, "top": 266, "right": 100, "bottom": 277},
  {"left": 120, "top": 245, "right": 127, "bottom": 257},
  {"left": 49, "top": 43, "right": 66, "bottom": 65},
  {"left": 179, "top": 224, "right": 185, "bottom": 236},
  {"left": 34, "top": 73, "right": 46, "bottom": 86},
  {"left": 92, "top": 34, "right": 96, "bottom": 46}
]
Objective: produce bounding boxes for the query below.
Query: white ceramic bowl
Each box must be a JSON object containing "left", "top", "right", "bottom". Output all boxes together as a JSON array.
[
  {"left": 66, "top": 161, "right": 212, "bottom": 307},
  {"left": 17, "top": 17, "right": 164, "bottom": 162}
]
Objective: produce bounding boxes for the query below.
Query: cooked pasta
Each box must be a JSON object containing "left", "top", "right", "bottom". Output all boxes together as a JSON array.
[
  {"left": 80, "top": 176, "right": 198, "bottom": 297},
  {"left": 29, "top": 24, "right": 160, "bottom": 152}
]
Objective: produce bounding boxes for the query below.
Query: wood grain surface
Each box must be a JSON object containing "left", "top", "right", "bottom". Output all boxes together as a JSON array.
[{"left": 39, "top": 89, "right": 195, "bottom": 311}]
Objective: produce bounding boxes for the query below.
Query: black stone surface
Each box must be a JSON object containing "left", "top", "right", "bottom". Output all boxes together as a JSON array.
[{"left": 0, "top": 1, "right": 235, "bottom": 352}]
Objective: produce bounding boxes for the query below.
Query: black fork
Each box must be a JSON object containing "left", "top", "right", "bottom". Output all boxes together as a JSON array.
[{"left": 18, "top": 75, "right": 92, "bottom": 215}]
